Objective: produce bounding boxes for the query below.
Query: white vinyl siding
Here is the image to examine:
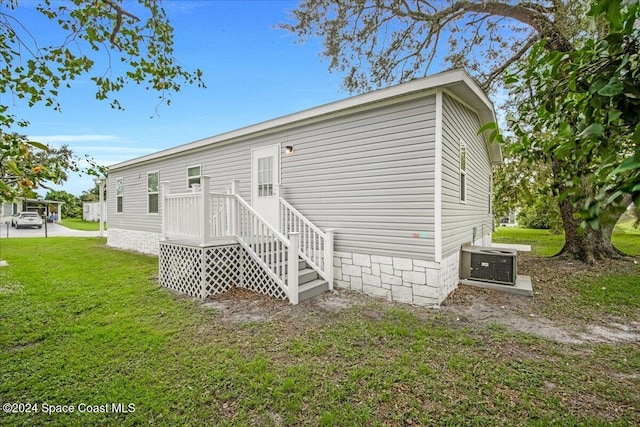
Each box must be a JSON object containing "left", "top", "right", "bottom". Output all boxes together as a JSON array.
[
  {"left": 282, "top": 97, "right": 437, "bottom": 260},
  {"left": 107, "top": 96, "right": 438, "bottom": 259},
  {"left": 488, "top": 172, "right": 493, "bottom": 215},
  {"left": 440, "top": 93, "right": 493, "bottom": 257}
]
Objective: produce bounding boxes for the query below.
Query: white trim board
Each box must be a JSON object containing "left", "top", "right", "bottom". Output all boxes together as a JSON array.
[{"left": 434, "top": 90, "right": 443, "bottom": 263}]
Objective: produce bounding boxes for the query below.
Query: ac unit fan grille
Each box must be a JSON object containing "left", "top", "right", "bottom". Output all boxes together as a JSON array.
[{"left": 470, "top": 253, "right": 515, "bottom": 284}]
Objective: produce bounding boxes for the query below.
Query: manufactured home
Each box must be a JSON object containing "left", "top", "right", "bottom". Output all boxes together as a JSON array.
[
  {"left": 82, "top": 201, "right": 107, "bottom": 222},
  {"left": 106, "top": 69, "right": 502, "bottom": 305}
]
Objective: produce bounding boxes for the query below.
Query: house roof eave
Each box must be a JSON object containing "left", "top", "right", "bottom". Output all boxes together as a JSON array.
[{"left": 109, "top": 68, "right": 503, "bottom": 171}]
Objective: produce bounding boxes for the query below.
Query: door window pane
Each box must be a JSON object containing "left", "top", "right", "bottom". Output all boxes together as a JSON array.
[{"left": 257, "top": 156, "right": 273, "bottom": 197}]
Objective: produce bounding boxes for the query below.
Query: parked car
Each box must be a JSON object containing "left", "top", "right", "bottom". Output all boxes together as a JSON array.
[{"left": 15, "top": 212, "right": 43, "bottom": 229}]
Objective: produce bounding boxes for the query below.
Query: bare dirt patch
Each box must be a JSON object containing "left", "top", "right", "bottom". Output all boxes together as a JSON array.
[
  {"left": 199, "top": 253, "right": 640, "bottom": 345},
  {"left": 202, "top": 287, "right": 378, "bottom": 326},
  {"left": 442, "top": 291, "right": 640, "bottom": 344},
  {"left": 442, "top": 253, "right": 640, "bottom": 344}
]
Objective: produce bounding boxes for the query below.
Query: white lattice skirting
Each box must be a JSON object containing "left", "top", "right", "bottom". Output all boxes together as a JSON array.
[{"left": 159, "top": 241, "right": 286, "bottom": 300}]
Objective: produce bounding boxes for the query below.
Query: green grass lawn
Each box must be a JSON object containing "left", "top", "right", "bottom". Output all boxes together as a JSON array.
[
  {"left": 492, "top": 223, "right": 639, "bottom": 321},
  {"left": 492, "top": 217, "right": 640, "bottom": 257},
  {"left": 59, "top": 218, "right": 103, "bottom": 231},
  {"left": 1, "top": 237, "right": 639, "bottom": 425}
]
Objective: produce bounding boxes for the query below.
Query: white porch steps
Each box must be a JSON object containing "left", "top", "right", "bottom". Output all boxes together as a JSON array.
[
  {"left": 276, "top": 255, "right": 330, "bottom": 303},
  {"left": 161, "top": 179, "right": 333, "bottom": 304}
]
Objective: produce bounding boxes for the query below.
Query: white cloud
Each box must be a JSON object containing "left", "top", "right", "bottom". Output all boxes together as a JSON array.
[
  {"left": 28, "top": 134, "right": 122, "bottom": 143},
  {"left": 72, "top": 146, "right": 159, "bottom": 154}
]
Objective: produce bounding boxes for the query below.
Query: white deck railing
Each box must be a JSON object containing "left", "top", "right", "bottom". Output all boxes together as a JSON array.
[
  {"left": 162, "top": 192, "right": 201, "bottom": 239},
  {"left": 161, "top": 187, "right": 233, "bottom": 242},
  {"left": 209, "top": 192, "right": 233, "bottom": 238},
  {"left": 161, "top": 177, "right": 336, "bottom": 304}
]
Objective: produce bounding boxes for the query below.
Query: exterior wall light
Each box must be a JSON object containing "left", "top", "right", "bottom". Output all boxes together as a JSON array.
[{"left": 285, "top": 145, "right": 294, "bottom": 154}]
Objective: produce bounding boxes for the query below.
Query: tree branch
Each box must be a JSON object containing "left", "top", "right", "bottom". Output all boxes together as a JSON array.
[
  {"left": 101, "top": 0, "right": 140, "bottom": 45},
  {"left": 482, "top": 33, "right": 541, "bottom": 90},
  {"left": 426, "top": 1, "right": 570, "bottom": 52}
]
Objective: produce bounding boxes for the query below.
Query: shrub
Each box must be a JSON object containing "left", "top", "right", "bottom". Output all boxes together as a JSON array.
[{"left": 517, "top": 197, "right": 562, "bottom": 232}]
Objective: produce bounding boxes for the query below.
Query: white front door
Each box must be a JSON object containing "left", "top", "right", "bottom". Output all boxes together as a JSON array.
[{"left": 251, "top": 144, "right": 280, "bottom": 230}]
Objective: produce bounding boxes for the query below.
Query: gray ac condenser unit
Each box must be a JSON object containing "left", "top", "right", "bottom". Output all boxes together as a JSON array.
[{"left": 460, "top": 246, "right": 517, "bottom": 286}]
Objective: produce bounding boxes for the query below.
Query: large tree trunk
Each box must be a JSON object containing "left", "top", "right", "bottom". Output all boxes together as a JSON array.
[{"left": 555, "top": 195, "right": 630, "bottom": 264}]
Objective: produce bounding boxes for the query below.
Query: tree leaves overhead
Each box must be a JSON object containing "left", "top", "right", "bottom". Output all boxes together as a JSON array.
[
  {"left": 0, "top": 0, "right": 205, "bottom": 127},
  {"left": 0, "top": 1, "right": 204, "bottom": 201},
  {"left": 281, "top": 0, "right": 580, "bottom": 93}
]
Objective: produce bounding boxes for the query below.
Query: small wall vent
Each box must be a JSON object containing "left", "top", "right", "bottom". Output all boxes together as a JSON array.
[{"left": 460, "top": 246, "right": 517, "bottom": 286}]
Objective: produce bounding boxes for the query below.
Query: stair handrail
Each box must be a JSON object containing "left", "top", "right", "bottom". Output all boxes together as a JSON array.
[
  {"left": 279, "top": 197, "right": 327, "bottom": 240},
  {"left": 279, "top": 197, "right": 333, "bottom": 288},
  {"left": 235, "top": 194, "right": 289, "bottom": 245},
  {"left": 231, "top": 187, "right": 299, "bottom": 303}
]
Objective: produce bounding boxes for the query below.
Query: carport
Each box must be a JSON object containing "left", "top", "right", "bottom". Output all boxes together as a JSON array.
[{"left": 22, "top": 198, "right": 65, "bottom": 223}]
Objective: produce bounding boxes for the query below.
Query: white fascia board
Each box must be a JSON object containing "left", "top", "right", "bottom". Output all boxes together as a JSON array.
[{"left": 109, "top": 69, "right": 496, "bottom": 171}]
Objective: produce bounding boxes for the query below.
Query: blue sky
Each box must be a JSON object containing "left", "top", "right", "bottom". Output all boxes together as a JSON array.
[{"left": 7, "top": 0, "right": 349, "bottom": 196}]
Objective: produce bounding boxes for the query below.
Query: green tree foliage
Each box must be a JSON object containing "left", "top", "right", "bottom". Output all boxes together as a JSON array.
[
  {"left": 80, "top": 182, "right": 102, "bottom": 202},
  {"left": 44, "top": 189, "right": 82, "bottom": 219},
  {"left": 510, "top": 0, "right": 639, "bottom": 222},
  {"left": 504, "top": 0, "right": 639, "bottom": 261},
  {"left": 492, "top": 149, "right": 561, "bottom": 232},
  {"left": 0, "top": 133, "right": 90, "bottom": 200},
  {"left": 516, "top": 198, "right": 563, "bottom": 232},
  {"left": 0, "top": 0, "right": 204, "bottom": 201}
]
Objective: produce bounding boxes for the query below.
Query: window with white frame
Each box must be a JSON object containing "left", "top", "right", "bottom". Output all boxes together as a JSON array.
[
  {"left": 116, "top": 178, "right": 124, "bottom": 213},
  {"left": 488, "top": 173, "right": 493, "bottom": 214},
  {"left": 148, "top": 172, "right": 159, "bottom": 214},
  {"left": 257, "top": 156, "right": 273, "bottom": 197},
  {"left": 187, "top": 165, "right": 201, "bottom": 189},
  {"left": 460, "top": 141, "right": 467, "bottom": 203}
]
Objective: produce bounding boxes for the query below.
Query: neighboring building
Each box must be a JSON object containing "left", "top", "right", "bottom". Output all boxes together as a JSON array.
[
  {"left": 1, "top": 198, "right": 64, "bottom": 224},
  {"left": 82, "top": 201, "right": 107, "bottom": 222},
  {"left": 106, "top": 69, "right": 502, "bottom": 306},
  {"left": 0, "top": 201, "right": 19, "bottom": 223}
]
